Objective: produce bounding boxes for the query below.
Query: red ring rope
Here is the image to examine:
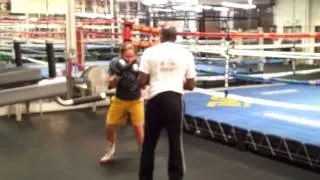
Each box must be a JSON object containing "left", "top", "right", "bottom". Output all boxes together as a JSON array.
[{"left": 177, "top": 32, "right": 320, "bottom": 39}]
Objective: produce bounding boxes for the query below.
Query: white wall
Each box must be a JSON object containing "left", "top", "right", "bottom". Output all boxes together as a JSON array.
[
  {"left": 273, "top": 0, "right": 320, "bottom": 54},
  {"left": 11, "top": 0, "right": 113, "bottom": 16},
  {"left": 274, "top": 0, "right": 309, "bottom": 33},
  {"left": 274, "top": 0, "right": 320, "bottom": 33},
  {"left": 273, "top": 0, "right": 320, "bottom": 58},
  {"left": 310, "top": 0, "right": 320, "bottom": 32},
  {"left": 11, "top": 0, "right": 66, "bottom": 14}
]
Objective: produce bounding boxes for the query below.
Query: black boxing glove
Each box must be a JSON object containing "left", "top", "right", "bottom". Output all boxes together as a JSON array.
[
  {"left": 118, "top": 59, "right": 139, "bottom": 73},
  {"left": 117, "top": 59, "right": 129, "bottom": 70},
  {"left": 108, "top": 59, "right": 125, "bottom": 77},
  {"left": 131, "top": 63, "right": 139, "bottom": 72}
]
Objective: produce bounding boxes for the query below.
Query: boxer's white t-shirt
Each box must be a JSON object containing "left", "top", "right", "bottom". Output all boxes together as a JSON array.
[{"left": 139, "top": 42, "right": 196, "bottom": 100}]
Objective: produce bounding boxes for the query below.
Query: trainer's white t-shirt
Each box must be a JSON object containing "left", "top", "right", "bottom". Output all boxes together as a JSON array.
[{"left": 139, "top": 42, "right": 196, "bottom": 100}]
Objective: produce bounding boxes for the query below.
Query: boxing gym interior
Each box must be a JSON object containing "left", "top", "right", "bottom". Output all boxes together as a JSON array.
[{"left": 1, "top": 0, "right": 320, "bottom": 179}]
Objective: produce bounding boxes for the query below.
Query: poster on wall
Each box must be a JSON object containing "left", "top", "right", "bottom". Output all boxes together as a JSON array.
[
  {"left": 75, "top": 0, "right": 83, "bottom": 13},
  {"left": 96, "top": 0, "right": 107, "bottom": 14},
  {"left": 0, "top": 0, "right": 10, "bottom": 15},
  {"left": 85, "top": 0, "right": 93, "bottom": 13}
]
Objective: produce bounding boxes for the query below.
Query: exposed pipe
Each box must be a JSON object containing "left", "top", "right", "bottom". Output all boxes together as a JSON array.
[{"left": 55, "top": 91, "right": 115, "bottom": 106}]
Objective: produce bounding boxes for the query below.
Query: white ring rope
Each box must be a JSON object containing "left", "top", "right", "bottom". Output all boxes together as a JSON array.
[
  {"left": 1, "top": 51, "right": 49, "bottom": 66},
  {"left": 182, "top": 42, "right": 320, "bottom": 50},
  {"left": 184, "top": 46, "right": 320, "bottom": 60},
  {"left": 249, "top": 68, "right": 320, "bottom": 78},
  {"left": 233, "top": 43, "right": 320, "bottom": 50}
]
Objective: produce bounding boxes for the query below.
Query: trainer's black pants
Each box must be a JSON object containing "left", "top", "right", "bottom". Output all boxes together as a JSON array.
[{"left": 139, "top": 91, "right": 185, "bottom": 180}]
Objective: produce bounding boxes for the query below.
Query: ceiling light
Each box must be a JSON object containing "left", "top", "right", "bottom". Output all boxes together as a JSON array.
[
  {"left": 173, "top": 0, "right": 198, "bottom": 5},
  {"left": 151, "top": 8, "right": 174, "bottom": 12},
  {"left": 221, "top": 2, "right": 256, "bottom": 9},
  {"left": 194, "top": 5, "right": 213, "bottom": 12},
  {"left": 213, "top": 7, "right": 229, "bottom": 12},
  {"left": 195, "top": 5, "right": 203, "bottom": 12},
  {"left": 172, "top": 5, "right": 213, "bottom": 12},
  {"left": 142, "top": 0, "right": 168, "bottom": 6},
  {"left": 202, "top": 5, "right": 213, "bottom": 10},
  {"left": 172, "top": 5, "right": 194, "bottom": 11}
]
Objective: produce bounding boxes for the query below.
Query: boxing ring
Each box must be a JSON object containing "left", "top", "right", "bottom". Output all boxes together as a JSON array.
[
  {"left": 184, "top": 84, "right": 320, "bottom": 169},
  {"left": 173, "top": 31, "right": 320, "bottom": 170}
]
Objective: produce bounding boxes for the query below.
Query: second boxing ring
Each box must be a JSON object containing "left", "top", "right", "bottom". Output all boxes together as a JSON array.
[
  {"left": 176, "top": 30, "right": 320, "bottom": 170},
  {"left": 184, "top": 84, "right": 320, "bottom": 169}
]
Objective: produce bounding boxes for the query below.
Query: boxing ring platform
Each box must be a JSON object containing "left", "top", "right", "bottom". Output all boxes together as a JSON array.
[{"left": 184, "top": 84, "right": 320, "bottom": 170}]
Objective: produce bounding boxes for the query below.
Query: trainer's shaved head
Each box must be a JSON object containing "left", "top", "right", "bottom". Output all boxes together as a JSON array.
[{"left": 160, "top": 27, "right": 177, "bottom": 43}]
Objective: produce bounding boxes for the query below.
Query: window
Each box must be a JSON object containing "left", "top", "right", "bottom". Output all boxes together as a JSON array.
[
  {"left": 282, "top": 25, "right": 302, "bottom": 44},
  {"left": 283, "top": 25, "right": 302, "bottom": 33}
]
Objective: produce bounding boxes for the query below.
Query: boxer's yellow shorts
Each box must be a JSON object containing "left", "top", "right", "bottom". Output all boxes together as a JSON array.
[{"left": 107, "top": 96, "right": 144, "bottom": 126}]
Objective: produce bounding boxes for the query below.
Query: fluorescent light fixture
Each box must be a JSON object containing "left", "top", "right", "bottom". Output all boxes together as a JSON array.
[
  {"left": 151, "top": 8, "right": 174, "bottom": 12},
  {"left": 172, "top": 5, "right": 213, "bottom": 12},
  {"left": 195, "top": 5, "right": 215, "bottom": 12},
  {"left": 195, "top": 6, "right": 202, "bottom": 12},
  {"left": 172, "top": 5, "right": 194, "bottom": 11},
  {"left": 195, "top": 6, "right": 203, "bottom": 12},
  {"left": 173, "top": 0, "right": 198, "bottom": 5},
  {"left": 142, "top": 0, "right": 168, "bottom": 6},
  {"left": 201, "top": 5, "right": 213, "bottom": 10},
  {"left": 213, "top": 7, "right": 230, "bottom": 12},
  {"left": 221, "top": 2, "right": 256, "bottom": 9}
]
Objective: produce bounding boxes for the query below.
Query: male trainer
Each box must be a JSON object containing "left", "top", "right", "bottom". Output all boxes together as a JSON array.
[
  {"left": 100, "top": 43, "right": 144, "bottom": 164},
  {"left": 138, "top": 27, "right": 196, "bottom": 180}
]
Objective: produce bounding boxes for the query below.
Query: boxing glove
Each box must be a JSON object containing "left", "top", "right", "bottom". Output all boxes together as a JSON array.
[
  {"left": 118, "top": 59, "right": 128, "bottom": 69},
  {"left": 132, "top": 63, "right": 139, "bottom": 72},
  {"left": 117, "top": 59, "right": 139, "bottom": 73},
  {"left": 109, "top": 59, "right": 127, "bottom": 77}
]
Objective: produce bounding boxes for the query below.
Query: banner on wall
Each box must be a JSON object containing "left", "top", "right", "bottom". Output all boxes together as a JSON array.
[{"left": 0, "top": 0, "right": 10, "bottom": 15}]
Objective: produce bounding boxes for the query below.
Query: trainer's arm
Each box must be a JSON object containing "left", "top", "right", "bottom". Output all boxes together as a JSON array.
[
  {"left": 137, "top": 51, "right": 150, "bottom": 88},
  {"left": 184, "top": 79, "right": 195, "bottom": 90},
  {"left": 184, "top": 53, "right": 197, "bottom": 90},
  {"left": 138, "top": 72, "right": 150, "bottom": 88}
]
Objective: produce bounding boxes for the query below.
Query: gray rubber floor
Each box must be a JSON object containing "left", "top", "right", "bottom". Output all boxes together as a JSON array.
[{"left": 0, "top": 109, "right": 319, "bottom": 180}]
